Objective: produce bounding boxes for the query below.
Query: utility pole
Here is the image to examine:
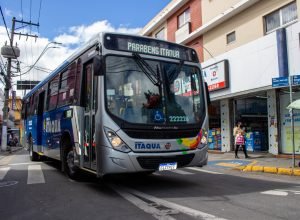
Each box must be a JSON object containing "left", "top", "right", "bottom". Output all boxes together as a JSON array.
[
  {"left": 1, "top": 17, "right": 39, "bottom": 151},
  {"left": 1, "top": 17, "right": 16, "bottom": 152}
]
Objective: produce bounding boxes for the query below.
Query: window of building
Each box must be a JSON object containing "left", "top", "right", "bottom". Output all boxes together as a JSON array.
[
  {"left": 264, "top": 1, "right": 297, "bottom": 33},
  {"left": 155, "top": 28, "right": 165, "bottom": 40},
  {"left": 226, "top": 31, "right": 236, "bottom": 44},
  {"left": 57, "top": 63, "right": 76, "bottom": 107},
  {"left": 178, "top": 8, "right": 190, "bottom": 28}
]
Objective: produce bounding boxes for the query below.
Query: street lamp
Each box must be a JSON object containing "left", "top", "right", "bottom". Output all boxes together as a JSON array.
[{"left": 21, "top": 41, "right": 62, "bottom": 75}]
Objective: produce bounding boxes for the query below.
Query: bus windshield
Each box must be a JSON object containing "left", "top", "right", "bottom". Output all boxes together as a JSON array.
[{"left": 105, "top": 55, "right": 205, "bottom": 125}]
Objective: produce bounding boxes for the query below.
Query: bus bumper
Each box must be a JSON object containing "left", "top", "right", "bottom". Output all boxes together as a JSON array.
[{"left": 99, "top": 145, "right": 208, "bottom": 176}]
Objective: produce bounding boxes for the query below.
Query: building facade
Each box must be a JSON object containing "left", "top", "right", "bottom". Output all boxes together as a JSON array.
[
  {"left": 0, "top": 89, "right": 23, "bottom": 145},
  {"left": 140, "top": 0, "right": 300, "bottom": 155}
]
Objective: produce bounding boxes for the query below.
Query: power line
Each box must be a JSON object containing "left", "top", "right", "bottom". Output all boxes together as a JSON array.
[
  {"left": 38, "top": 0, "right": 43, "bottom": 25},
  {"left": 21, "top": 0, "right": 24, "bottom": 20},
  {"left": 0, "top": 6, "right": 12, "bottom": 42},
  {"left": 30, "top": 0, "right": 32, "bottom": 24}
]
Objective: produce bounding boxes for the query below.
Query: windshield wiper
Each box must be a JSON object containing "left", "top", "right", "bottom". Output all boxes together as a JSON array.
[{"left": 132, "top": 53, "right": 161, "bottom": 86}]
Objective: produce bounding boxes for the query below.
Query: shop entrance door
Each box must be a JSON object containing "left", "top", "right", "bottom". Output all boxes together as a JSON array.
[{"left": 234, "top": 96, "right": 269, "bottom": 152}]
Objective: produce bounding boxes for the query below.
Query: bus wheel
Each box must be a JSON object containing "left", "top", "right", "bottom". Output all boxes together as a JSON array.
[
  {"left": 65, "top": 148, "right": 79, "bottom": 179},
  {"left": 29, "top": 137, "right": 39, "bottom": 161}
]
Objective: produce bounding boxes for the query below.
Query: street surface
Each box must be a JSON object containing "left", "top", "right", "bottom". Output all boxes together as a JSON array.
[{"left": 1, "top": 149, "right": 300, "bottom": 220}]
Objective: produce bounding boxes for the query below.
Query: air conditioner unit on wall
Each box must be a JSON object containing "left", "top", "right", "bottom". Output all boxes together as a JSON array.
[{"left": 175, "top": 22, "right": 191, "bottom": 43}]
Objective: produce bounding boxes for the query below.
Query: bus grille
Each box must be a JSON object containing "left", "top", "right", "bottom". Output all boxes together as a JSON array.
[
  {"left": 136, "top": 154, "right": 195, "bottom": 170},
  {"left": 123, "top": 129, "right": 199, "bottom": 139}
]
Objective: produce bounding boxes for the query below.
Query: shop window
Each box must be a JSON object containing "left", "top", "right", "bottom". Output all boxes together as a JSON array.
[
  {"left": 46, "top": 75, "right": 59, "bottom": 110},
  {"left": 264, "top": 1, "right": 297, "bottom": 33},
  {"left": 57, "top": 63, "right": 76, "bottom": 107},
  {"left": 236, "top": 98, "right": 267, "bottom": 116},
  {"left": 226, "top": 31, "right": 236, "bottom": 44},
  {"left": 178, "top": 8, "right": 190, "bottom": 28}
]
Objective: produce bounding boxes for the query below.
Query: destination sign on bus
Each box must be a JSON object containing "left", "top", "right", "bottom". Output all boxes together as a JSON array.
[
  {"left": 103, "top": 33, "right": 198, "bottom": 62},
  {"left": 127, "top": 42, "right": 180, "bottom": 59}
]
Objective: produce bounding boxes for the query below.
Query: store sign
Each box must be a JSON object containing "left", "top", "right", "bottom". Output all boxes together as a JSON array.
[
  {"left": 272, "top": 75, "right": 300, "bottom": 87},
  {"left": 203, "top": 60, "right": 229, "bottom": 92},
  {"left": 272, "top": 76, "right": 289, "bottom": 87},
  {"left": 292, "top": 75, "right": 300, "bottom": 85}
]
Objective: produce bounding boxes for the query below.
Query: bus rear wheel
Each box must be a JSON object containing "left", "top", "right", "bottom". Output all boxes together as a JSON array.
[{"left": 65, "top": 148, "right": 80, "bottom": 179}]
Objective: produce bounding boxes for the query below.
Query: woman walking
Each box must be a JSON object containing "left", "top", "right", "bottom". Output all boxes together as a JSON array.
[{"left": 233, "top": 121, "right": 249, "bottom": 159}]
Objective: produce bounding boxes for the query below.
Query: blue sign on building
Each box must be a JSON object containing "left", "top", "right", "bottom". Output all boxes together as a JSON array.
[
  {"left": 292, "top": 75, "right": 300, "bottom": 85},
  {"left": 272, "top": 76, "right": 289, "bottom": 87}
]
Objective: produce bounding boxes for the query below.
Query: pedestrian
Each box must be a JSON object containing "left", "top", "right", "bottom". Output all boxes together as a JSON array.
[
  {"left": 8, "top": 133, "right": 13, "bottom": 153},
  {"left": 233, "top": 121, "right": 249, "bottom": 159}
]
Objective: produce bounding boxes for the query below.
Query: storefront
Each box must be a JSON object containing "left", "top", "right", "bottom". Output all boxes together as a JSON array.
[{"left": 233, "top": 94, "right": 269, "bottom": 152}]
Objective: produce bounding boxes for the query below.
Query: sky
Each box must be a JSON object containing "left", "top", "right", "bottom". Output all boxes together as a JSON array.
[{"left": 0, "top": 0, "right": 171, "bottom": 96}]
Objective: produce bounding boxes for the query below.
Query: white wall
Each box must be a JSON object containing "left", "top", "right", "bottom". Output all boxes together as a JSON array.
[
  {"left": 286, "top": 22, "right": 300, "bottom": 76},
  {"left": 203, "top": 28, "right": 279, "bottom": 99}
]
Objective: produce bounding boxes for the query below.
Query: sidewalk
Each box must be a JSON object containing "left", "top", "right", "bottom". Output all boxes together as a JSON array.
[
  {"left": 0, "top": 146, "right": 24, "bottom": 159},
  {"left": 208, "top": 150, "right": 300, "bottom": 176}
]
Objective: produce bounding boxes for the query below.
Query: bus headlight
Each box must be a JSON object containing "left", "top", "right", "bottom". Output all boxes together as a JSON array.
[
  {"left": 104, "top": 128, "right": 131, "bottom": 153},
  {"left": 201, "top": 136, "right": 207, "bottom": 145}
]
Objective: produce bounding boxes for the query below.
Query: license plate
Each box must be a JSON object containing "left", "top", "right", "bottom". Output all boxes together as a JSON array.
[{"left": 158, "top": 162, "right": 177, "bottom": 171}]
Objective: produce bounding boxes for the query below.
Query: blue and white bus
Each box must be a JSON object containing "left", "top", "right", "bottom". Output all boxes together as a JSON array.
[{"left": 22, "top": 32, "right": 209, "bottom": 178}]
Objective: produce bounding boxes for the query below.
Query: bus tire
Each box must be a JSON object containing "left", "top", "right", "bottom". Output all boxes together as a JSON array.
[
  {"left": 29, "top": 137, "right": 39, "bottom": 161},
  {"left": 65, "top": 147, "right": 80, "bottom": 179}
]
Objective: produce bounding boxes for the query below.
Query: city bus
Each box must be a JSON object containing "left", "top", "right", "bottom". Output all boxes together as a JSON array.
[{"left": 21, "top": 32, "right": 209, "bottom": 178}]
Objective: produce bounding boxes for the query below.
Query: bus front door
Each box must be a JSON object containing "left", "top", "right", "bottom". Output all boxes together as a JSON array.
[{"left": 83, "top": 62, "right": 97, "bottom": 170}]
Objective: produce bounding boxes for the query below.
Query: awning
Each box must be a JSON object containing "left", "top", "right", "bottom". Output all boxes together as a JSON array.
[{"left": 287, "top": 99, "right": 300, "bottom": 110}]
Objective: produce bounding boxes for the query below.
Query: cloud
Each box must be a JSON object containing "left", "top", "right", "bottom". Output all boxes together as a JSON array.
[
  {"left": 4, "top": 8, "right": 13, "bottom": 17},
  {"left": 0, "top": 20, "right": 142, "bottom": 97},
  {"left": 54, "top": 20, "right": 141, "bottom": 46}
]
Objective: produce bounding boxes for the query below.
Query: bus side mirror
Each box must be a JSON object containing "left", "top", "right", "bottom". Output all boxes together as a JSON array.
[
  {"left": 205, "top": 82, "right": 211, "bottom": 105},
  {"left": 93, "top": 55, "right": 103, "bottom": 76}
]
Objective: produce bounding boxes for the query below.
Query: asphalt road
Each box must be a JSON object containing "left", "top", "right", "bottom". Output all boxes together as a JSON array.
[{"left": 1, "top": 149, "right": 300, "bottom": 220}]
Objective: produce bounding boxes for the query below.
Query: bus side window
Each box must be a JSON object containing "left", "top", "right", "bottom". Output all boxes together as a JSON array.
[
  {"left": 82, "top": 63, "right": 93, "bottom": 110},
  {"left": 29, "top": 95, "right": 35, "bottom": 115},
  {"left": 46, "top": 75, "right": 60, "bottom": 111},
  {"left": 58, "top": 63, "right": 76, "bottom": 107},
  {"left": 21, "top": 100, "right": 27, "bottom": 119},
  {"left": 26, "top": 98, "right": 31, "bottom": 117},
  {"left": 74, "top": 59, "right": 82, "bottom": 105},
  {"left": 33, "top": 92, "right": 39, "bottom": 115}
]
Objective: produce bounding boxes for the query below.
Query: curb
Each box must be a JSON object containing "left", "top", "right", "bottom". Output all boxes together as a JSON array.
[
  {"left": 0, "top": 147, "right": 24, "bottom": 158},
  {"left": 239, "top": 164, "right": 300, "bottom": 176}
]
